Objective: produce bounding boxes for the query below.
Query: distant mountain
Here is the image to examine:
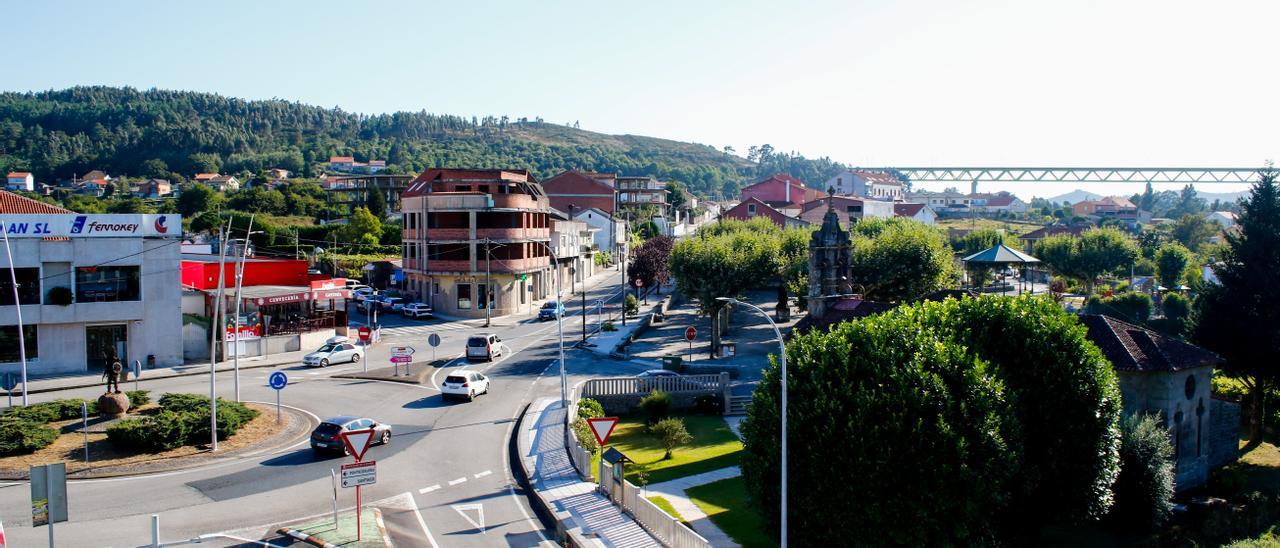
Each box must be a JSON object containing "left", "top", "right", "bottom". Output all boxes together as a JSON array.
[
  {"left": 1198, "top": 190, "right": 1250, "bottom": 204},
  {"left": 0, "top": 86, "right": 848, "bottom": 199},
  {"left": 1045, "top": 189, "right": 1104, "bottom": 204}
]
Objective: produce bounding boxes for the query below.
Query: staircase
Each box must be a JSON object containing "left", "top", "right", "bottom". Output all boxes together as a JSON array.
[{"left": 726, "top": 395, "right": 752, "bottom": 416}]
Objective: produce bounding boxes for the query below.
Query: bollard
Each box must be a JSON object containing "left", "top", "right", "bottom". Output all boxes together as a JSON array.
[{"left": 151, "top": 514, "right": 160, "bottom": 547}]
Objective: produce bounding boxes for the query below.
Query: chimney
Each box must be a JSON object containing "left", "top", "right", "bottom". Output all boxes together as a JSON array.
[
  {"left": 785, "top": 178, "right": 791, "bottom": 204},
  {"left": 971, "top": 180, "right": 978, "bottom": 197}
]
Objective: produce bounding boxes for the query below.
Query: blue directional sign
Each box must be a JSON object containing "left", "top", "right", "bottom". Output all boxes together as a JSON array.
[
  {"left": 268, "top": 371, "right": 288, "bottom": 390},
  {"left": 1, "top": 372, "right": 15, "bottom": 391}
]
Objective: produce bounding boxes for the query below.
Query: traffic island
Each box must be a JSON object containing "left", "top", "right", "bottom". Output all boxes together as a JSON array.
[
  {"left": 333, "top": 359, "right": 449, "bottom": 385},
  {"left": 267, "top": 507, "right": 391, "bottom": 548},
  {"left": 0, "top": 400, "right": 314, "bottom": 479}
]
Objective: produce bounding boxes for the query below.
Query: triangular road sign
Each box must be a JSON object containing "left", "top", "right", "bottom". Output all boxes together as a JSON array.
[
  {"left": 587, "top": 417, "right": 620, "bottom": 446},
  {"left": 341, "top": 429, "right": 376, "bottom": 461}
]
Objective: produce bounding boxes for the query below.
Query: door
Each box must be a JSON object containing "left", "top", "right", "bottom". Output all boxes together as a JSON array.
[{"left": 86, "top": 324, "right": 128, "bottom": 373}]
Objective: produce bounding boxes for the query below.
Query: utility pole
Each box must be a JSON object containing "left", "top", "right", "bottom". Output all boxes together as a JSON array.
[
  {"left": 294, "top": 229, "right": 300, "bottom": 260},
  {"left": 484, "top": 238, "right": 492, "bottom": 328},
  {"left": 231, "top": 214, "right": 255, "bottom": 403},
  {"left": 209, "top": 220, "right": 230, "bottom": 452},
  {"left": 331, "top": 234, "right": 338, "bottom": 276},
  {"left": 621, "top": 210, "right": 630, "bottom": 326}
]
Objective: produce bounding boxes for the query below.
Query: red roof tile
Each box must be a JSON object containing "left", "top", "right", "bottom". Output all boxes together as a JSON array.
[
  {"left": 7, "top": 172, "right": 32, "bottom": 178},
  {"left": 894, "top": 203, "right": 926, "bottom": 216},
  {"left": 0, "top": 190, "right": 72, "bottom": 214},
  {"left": 329, "top": 156, "right": 355, "bottom": 163}
]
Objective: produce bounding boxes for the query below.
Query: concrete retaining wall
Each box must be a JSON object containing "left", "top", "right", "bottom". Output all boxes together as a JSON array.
[{"left": 1210, "top": 397, "right": 1242, "bottom": 469}]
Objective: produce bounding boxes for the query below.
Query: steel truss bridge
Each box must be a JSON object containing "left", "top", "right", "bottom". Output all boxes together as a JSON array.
[{"left": 852, "top": 167, "right": 1271, "bottom": 184}]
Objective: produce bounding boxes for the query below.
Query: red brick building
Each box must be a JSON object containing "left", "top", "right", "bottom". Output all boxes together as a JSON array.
[
  {"left": 719, "top": 197, "right": 809, "bottom": 228},
  {"left": 739, "top": 173, "right": 827, "bottom": 209},
  {"left": 541, "top": 171, "right": 617, "bottom": 215}
]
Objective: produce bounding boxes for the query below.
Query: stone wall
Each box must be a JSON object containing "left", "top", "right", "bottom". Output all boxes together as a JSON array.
[
  {"left": 588, "top": 392, "right": 710, "bottom": 416},
  {"left": 1210, "top": 397, "right": 1242, "bottom": 469}
]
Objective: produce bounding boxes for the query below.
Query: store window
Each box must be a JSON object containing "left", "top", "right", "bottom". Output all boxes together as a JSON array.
[
  {"left": 457, "top": 283, "right": 472, "bottom": 309},
  {"left": 75, "top": 265, "right": 141, "bottom": 302},
  {"left": 0, "top": 267, "right": 40, "bottom": 305},
  {"left": 0, "top": 325, "right": 37, "bottom": 362},
  {"left": 477, "top": 283, "right": 488, "bottom": 310}
]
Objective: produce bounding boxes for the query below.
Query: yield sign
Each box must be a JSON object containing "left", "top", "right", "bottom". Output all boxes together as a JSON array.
[
  {"left": 587, "top": 417, "right": 620, "bottom": 445},
  {"left": 341, "top": 429, "right": 376, "bottom": 461}
]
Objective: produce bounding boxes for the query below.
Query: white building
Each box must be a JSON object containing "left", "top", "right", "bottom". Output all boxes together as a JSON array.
[
  {"left": 825, "top": 170, "right": 904, "bottom": 201},
  {"left": 1207, "top": 211, "right": 1238, "bottom": 230},
  {"left": 6, "top": 172, "right": 34, "bottom": 192},
  {"left": 572, "top": 207, "right": 626, "bottom": 258},
  {"left": 894, "top": 203, "right": 938, "bottom": 225},
  {"left": 0, "top": 206, "right": 183, "bottom": 376}
]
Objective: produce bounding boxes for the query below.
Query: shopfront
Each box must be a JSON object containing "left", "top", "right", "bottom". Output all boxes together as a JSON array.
[{"left": 206, "top": 279, "right": 350, "bottom": 358}]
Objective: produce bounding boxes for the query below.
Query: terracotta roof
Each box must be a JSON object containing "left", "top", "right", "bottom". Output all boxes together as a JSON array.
[
  {"left": 853, "top": 170, "right": 902, "bottom": 186},
  {"left": 894, "top": 203, "right": 926, "bottom": 216},
  {"left": 1020, "top": 225, "right": 1088, "bottom": 240},
  {"left": 742, "top": 173, "right": 807, "bottom": 191},
  {"left": 0, "top": 190, "right": 73, "bottom": 214},
  {"left": 7, "top": 172, "right": 32, "bottom": 178},
  {"left": 368, "top": 160, "right": 386, "bottom": 166},
  {"left": 81, "top": 170, "right": 108, "bottom": 180},
  {"left": 1080, "top": 314, "right": 1220, "bottom": 372},
  {"left": 1101, "top": 196, "right": 1136, "bottom": 208},
  {"left": 985, "top": 195, "right": 1020, "bottom": 207},
  {"left": 329, "top": 156, "right": 355, "bottom": 163},
  {"left": 194, "top": 173, "right": 218, "bottom": 181}
]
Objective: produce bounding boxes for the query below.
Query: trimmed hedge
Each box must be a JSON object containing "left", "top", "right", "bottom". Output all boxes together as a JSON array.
[
  {"left": 1109, "top": 414, "right": 1175, "bottom": 532},
  {"left": 639, "top": 390, "right": 671, "bottom": 425},
  {"left": 577, "top": 398, "right": 604, "bottom": 420},
  {"left": 126, "top": 390, "right": 151, "bottom": 408},
  {"left": 0, "top": 417, "right": 59, "bottom": 455},
  {"left": 107, "top": 411, "right": 189, "bottom": 452},
  {"left": 107, "top": 393, "right": 260, "bottom": 452},
  {"left": 2, "top": 398, "right": 99, "bottom": 423}
]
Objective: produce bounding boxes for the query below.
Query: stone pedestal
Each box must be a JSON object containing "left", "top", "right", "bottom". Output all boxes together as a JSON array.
[{"left": 97, "top": 392, "right": 131, "bottom": 419}]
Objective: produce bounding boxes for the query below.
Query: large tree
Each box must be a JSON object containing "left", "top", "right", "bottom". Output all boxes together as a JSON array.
[
  {"left": 847, "top": 218, "right": 958, "bottom": 301},
  {"left": 176, "top": 183, "right": 223, "bottom": 218},
  {"left": 1155, "top": 242, "right": 1192, "bottom": 289},
  {"left": 627, "top": 236, "right": 674, "bottom": 292},
  {"left": 1168, "top": 214, "right": 1218, "bottom": 251},
  {"left": 1193, "top": 169, "right": 1280, "bottom": 442}
]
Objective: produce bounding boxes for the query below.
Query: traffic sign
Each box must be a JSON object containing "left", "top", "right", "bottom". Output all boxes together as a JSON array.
[
  {"left": 427, "top": 333, "right": 441, "bottom": 347},
  {"left": 341, "top": 429, "right": 376, "bottom": 461},
  {"left": 268, "top": 371, "right": 288, "bottom": 390},
  {"left": 340, "top": 460, "right": 377, "bottom": 488},
  {"left": 635, "top": 279, "right": 644, "bottom": 287},
  {"left": 390, "top": 356, "right": 411, "bottom": 364},
  {"left": 0, "top": 373, "right": 14, "bottom": 391},
  {"left": 391, "top": 346, "right": 416, "bottom": 356},
  {"left": 357, "top": 326, "right": 372, "bottom": 342},
  {"left": 685, "top": 326, "right": 697, "bottom": 341},
  {"left": 587, "top": 417, "right": 620, "bottom": 446}
]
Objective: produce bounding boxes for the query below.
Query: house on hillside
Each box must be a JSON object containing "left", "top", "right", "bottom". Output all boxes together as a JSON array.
[
  {"left": 740, "top": 173, "right": 827, "bottom": 211},
  {"left": 797, "top": 196, "right": 895, "bottom": 227},
  {"left": 982, "top": 194, "right": 1029, "bottom": 215},
  {"left": 6, "top": 172, "right": 34, "bottom": 192},
  {"left": 1207, "top": 211, "right": 1238, "bottom": 230},
  {"left": 136, "top": 179, "right": 172, "bottom": 198},
  {"left": 1018, "top": 224, "right": 1089, "bottom": 252},
  {"left": 893, "top": 203, "right": 937, "bottom": 225},
  {"left": 207, "top": 175, "right": 240, "bottom": 192},
  {"left": 194, "top": 173, "right": 219, "bottom": 184},
  {"left": 267, "top": 168, "right": 291, "bottom": 180},
  {"left": 541, "top": 171, "right": 618, "bottom": 215},
  {"left": 328, "top": 156, "right": 357, "bottom": 172},
  {"left": 720, "top": 197, "right": 809, "bottom": 229},
  {"left": 825, "top": 170, "right": 904, "bottom": 201},
  {"left": 1074, "top": 196, "right": 1138, "bottom": 224}
]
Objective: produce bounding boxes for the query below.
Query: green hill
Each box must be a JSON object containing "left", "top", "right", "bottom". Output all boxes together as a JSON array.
[{"left": 0, "top": 86, "right": 842, "bottom": 198}]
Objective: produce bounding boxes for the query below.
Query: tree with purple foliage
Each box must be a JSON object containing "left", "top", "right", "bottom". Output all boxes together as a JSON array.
[{"left": 628, "top": 236, "right": 674, "bottom": 295}]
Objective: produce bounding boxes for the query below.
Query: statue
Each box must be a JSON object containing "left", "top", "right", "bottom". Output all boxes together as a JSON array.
[
  {"left": 103, "top": 356, "right": 122, "bottom": 394},
  {"left": 97, "top": 353, "right": 130, "bottom": 418}
]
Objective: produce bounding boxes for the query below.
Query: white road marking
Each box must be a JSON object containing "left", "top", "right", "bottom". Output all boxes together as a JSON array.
[
  {"left": 418, "top": 484, "right": 441, "bottom": 494},
  {"left": 473, "top": 470, "right": 492, "bottom": 479},
  {"left": 408, "top": 493, "right": 443, "bottom": 548},
  {"left": 448, "top": 476, "right": 468, "bottom": 486}
]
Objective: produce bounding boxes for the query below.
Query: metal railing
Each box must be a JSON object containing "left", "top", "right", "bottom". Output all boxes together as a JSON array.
[
  {"left": 581, "top": 374, "right": 724, "bottom": 398},
  {"left": 600, "top": 461, "right": 711, "bottom": 548}
]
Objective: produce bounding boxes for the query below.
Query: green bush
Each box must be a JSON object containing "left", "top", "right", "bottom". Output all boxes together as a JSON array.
[
  {"left": 126, "top": 390, "right": 151, "bottom": 408},
  {"left": 2, "top": 403, "right": 59, "bottom": 423},
  {"left": 571, "top": 417, "right": 600, "bottom": 454},
  {"left": 1109, "top": 414, "right": 1175, "bottom": 531},
  {"left": 158, "top": 393, "right": 210, "bottom": 414},
  {"left": 638, "top": 390, "right": 671, "bottom": 425},
  {"left": 693, "top": 394, "right": 723, "bottom": 415},
  {"left": 601, "top": 321, "right": 617, "bottom": 332},
  {"left": 1163, "top": 293, "right": 1191, "bottom": 323},
  {"left": 107, "top": 410, "right": 189, "bottom": 452},
  {"left": 625, "top": 294, "right": 639, "bottom": 316},
  {"left": 1087, "top": 292, "right": 1153, "bottom": 324},
  {"left": 157, "top": 393, "right": 260, "bottom": 443},
  {"left": 652, "top": 417, "right": 692, "bottom": 459},
  {"left": 577, "top": 398, "right": 604, "bottom": 419},
  {"left": 0, "top": 418, "right": 59, "bottom": 455}
]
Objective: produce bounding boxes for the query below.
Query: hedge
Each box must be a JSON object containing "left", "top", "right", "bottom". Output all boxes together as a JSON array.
[
  {"left": 1109, "top": 414, "right": 1175, "bottom": 531},
  {"left": 0, "top": 417, "right": 59, "bottom": 455},
  {"left": 107, "top": 411, "right": 189, "bottom": 452},
  {"left": 107, "top": 393, "right": 260, "bottom": 452}
]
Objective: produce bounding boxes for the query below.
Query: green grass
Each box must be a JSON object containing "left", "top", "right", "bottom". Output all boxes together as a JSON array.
[
  {"left": 686, "top": 476, "right": 774, "bottom": 548},
  {"left": 591, "top": 415, "right": 742, "bottom": 485},
  {"left": 647, "top": 496, "right": 688, "bottom": 525}
]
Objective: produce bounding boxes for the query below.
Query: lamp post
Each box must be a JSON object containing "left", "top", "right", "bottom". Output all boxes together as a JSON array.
[
  {"left": 717, "top": 296, "right": 786, "bottom": 547},
  {"left": 230, "top": 216, "right": 261, "bottom": 403},
  {"left": 1, "top": 223, "right": 29, "bottom": 405}
]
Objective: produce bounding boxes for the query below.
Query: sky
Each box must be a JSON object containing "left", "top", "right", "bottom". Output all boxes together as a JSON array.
[{"left": 3, "top": 0, "right": 1277, "bottom": 199}]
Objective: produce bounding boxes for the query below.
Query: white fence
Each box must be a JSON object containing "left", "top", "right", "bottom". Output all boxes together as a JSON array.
[
  {"left": 600, "top": 461, "right": 711, "bottom": 548},
  {"left": 581, "top": 374, "right": 724, "bottom": 398}
]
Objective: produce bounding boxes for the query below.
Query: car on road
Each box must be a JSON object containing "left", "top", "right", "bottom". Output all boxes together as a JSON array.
[
  {"left": 380, "top": 297, "right": 405, "bottom": 312},
  {"left": 303, "top": 337, "right": 363, "bottom": 367},
  {"left": 442, "top": 371, "right": 490, "bottom": 401},
  {"left": 356, "top": 295, "right": 386, "bottom": 312},
  {"left": 636, "top": 369, "right": 707, "bottom": 390},
  {"left": 636, "top": 369, "right": 681, "bottom": 379},
  {"left": 352, "top": 287, "right": 376, "bottom": 302},
  {"left": 401, "top": 303, "right": 433, "bottom": 318},
  {"left": 466, "top": 334, "right": 503, "bottom": 361},
  {"left": 538, "top": 300, "right": 565, "bottom": 321},
  {"left": 310, "top": 416, "right": 392, "bottom": 455}
]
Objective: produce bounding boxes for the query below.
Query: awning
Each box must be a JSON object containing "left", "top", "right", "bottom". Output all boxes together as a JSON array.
[{"left": 206, "top": 285, "right": 350, "bottom": 305}]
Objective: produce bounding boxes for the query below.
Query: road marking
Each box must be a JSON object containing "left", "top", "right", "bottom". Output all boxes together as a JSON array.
[
  {"left": 418, "top": 484, "right": 441, "bottom": 494},
  {"left": 473, "top": 470, "right": 492, "bottom": 479},
  {"left": 448, "top": 477, "right": 468, "bottom": 486},
  {"left": 408, "top": 493, "right": 442, "bottom": 548}
]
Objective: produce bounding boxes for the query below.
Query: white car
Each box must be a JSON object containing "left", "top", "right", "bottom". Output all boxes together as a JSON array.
[
  {"left": 353, "top": 288, "right": 376, "bottom": 302},
  {"left": 303, "top": 338, "right": 363, "bottom": 367},
  {"left": 401, "top": 303, "right": 433, "bottom": 318},
  {"left": 441, "top": 371, "right": 490, "bottom": 401}
]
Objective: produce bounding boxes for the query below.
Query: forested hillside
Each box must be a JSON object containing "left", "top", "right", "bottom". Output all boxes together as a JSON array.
[{"left": 0, "top": 86, "right": 852, "bottom": 198}]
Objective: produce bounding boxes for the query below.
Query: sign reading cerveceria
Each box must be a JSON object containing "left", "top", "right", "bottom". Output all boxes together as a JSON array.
[{"left": 0, "top": 214, "right": 182, "bottom": 238}]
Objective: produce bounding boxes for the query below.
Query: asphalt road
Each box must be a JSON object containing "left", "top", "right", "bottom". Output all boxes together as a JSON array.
[{"left": 0, "top": 274, "right": 641, "bottom": 547}]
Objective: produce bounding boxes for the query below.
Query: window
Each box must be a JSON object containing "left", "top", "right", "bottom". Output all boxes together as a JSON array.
[
  {"left": 0, "top": 267, "right": 40, "bottom": 305},
  {"left": 433, "top": 282, "right": 440, "bottom": 295},
  {"left": 478, "top": 185, "right": 490, "bottom": 194},
  {"left": 846, "top": 205, "right": 862, "bottom": 214},
  {"left": 747, "top": 204, "right": 756, "bottom": 215},
  {"left": 477, "top": 283, "right": 488, "bottom": 309},
  {"left": 457, "top": 283, "right": 472, "bottom": 309},
  {"left": 76, "top": 266, "right": 141, "bottom": 302},
  {"left": 456, "top": 184, "right": 471, "bottom": 192},
  {"left": 0, "top": 325, "right": 37, "bottom": 362}
]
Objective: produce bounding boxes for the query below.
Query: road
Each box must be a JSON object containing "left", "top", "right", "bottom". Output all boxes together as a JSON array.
[{"left": 0, "top": 273, "right": 642, "bottom": 547}]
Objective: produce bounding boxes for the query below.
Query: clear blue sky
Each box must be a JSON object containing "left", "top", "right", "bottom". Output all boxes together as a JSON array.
[{"left": 4, "top": 0, "right": 1277, "bottom": 198}]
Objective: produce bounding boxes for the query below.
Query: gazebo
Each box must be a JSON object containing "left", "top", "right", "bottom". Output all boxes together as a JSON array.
[{"left": 962, "top": 244, "right": 1041, "bottom": 294}]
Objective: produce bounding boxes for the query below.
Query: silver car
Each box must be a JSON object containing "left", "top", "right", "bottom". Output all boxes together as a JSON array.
[
  {"left": 303, "top": 340, "right": 362, "bottom": 367},
  {"left": 466, "top": 334, "right": 502, "bottom": 361}
]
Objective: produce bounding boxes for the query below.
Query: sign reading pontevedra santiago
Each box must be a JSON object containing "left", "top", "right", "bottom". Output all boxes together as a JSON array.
[{"left": 0, "top": 214, "right": 182, "bottom": 238}]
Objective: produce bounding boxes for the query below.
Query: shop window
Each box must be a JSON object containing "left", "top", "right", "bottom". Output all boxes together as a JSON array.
[
  {"left": 75, "top": 265, "right": 141, "bottom": 302},
  {"left": 0, "top": 267, "right": 40, "bottom": 305},
  {"left": 457, "top": 283, "right": 472, "bottom": 309},
  {"left": 477, "top": 283, "right": 488, "bottom": 309},
  {"left": 0, "top": 325, "right": 37, "bottom": 362}
]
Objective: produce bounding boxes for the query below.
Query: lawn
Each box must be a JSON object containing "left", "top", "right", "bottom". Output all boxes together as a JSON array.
[
  {"left": 647, "top": 496, "right": 688, "bottom": 525},
  {"left": 937, "top": 218, "right": 1039, "bottom": 236},
  {"left": 686, "top": 476, "right": 774, "bottom": 548},
  {"left": 591, "top": 415, "right": 742, "bottom": 485}
]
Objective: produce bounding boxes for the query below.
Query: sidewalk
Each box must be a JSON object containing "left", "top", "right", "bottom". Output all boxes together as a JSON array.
[
  {"left": 14, "top": 349, "right": 311, "bottom": 395},
  {"left": 647, "top": 467, "right": 743, "bottom": 548},
  {"left": 519, "top": 398, "right": 659, "bottom": 548}
]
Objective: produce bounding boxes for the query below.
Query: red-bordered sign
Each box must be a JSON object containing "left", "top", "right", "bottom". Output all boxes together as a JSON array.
[
  {"left": 341, "top": 429, "right": 376, "bottom": 461},
  {"left": 586, "top": 417, "right": 620, "bottom": 446},
  {"left": 358, "top": 326, "right": 372, "bottom": 342},
  {"left": 685, "top": 326, "right": 697, "bottom": 341}
]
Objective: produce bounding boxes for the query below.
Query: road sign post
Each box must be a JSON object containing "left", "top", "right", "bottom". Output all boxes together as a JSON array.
[
  {"left": 81, "top": 402, "right": 88, "bottom": 464},
  {"left": 685, "top": 326, "right": 697, "bottom": 364},
  {"left": 30, "top": 462, "right": 67, "bottom": 547},
  {"left": 340, "top": 429, "right": 377, "bottom": 541},
  {"left": 391, "top": 346, "right": 415, "bottom": 377},
  {"left": 330, "top": 468, "right": 339, "bottom": 530},
  {"left": 428, "top": 333, "right": 441, "bottom": 365},
  {"left": 268, "top": 372, "right": 288, "bottom": 424},
  {"left": 2, "top": 373, "right": 14, "bottom": 408}
]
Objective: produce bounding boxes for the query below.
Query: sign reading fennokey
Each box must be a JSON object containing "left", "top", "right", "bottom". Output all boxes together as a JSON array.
[{"left": 340, "top": 460, "right": 377, "bottom": 488}]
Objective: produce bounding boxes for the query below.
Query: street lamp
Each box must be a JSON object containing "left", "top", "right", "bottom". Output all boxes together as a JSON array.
[
  {"left": 231, "top": 217, "right": 262, "bottom": 403},
  {"left": 0, "top": 224, "right": 29, "bottom": 405},
  {"left": 717, "top": 296, "right": 787, "bottom": 547}
]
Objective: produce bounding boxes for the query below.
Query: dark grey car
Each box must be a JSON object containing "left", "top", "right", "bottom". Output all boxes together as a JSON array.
[{"left": 310, "top": 415, "right": 392, "bottom": 455}]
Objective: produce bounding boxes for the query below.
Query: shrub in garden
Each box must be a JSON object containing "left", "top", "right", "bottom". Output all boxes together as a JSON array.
[
  {"left": 693, "top": 394, "right": 723, "bottom": 415},
  {"left": 601, "top": 321, "right": 617, "bottom": 332},
  {"left": 1109, "top": 414, "right": 1175, "bottom": 531},
  {"left": 0, "top": 418, "right": 59, "bottom": 455},
  {"left": 652, "top": 417, "right": 691, "bottom": 459},
  {"left": 1163, "top": 292, "right": 1191, "bottom": 323},
  {"left": 1087, "top": 292, "right": 1153, "bottom": 324},
  {"left": 2, "top": 403, "right": 60, "bottom": 423},
  {"left": 126, "top": 390, "right": 151, "bottom": 408},
  {"left": 577, "top": 398, "right": 604, "bottom": 419},
  {"left": 625, "top": 294, "right": 639, "bottom": 316},
  {"left": 107, "top": 411, "right": 189, "bottom": 452},
  {"left": 571, "top": 417, "right": 599, "bottom": 454},
  {"left": 181, "top": 401, "right": 260, "bottom": 443},
  {"left": 638, "top": 390, "right": 671, "bottom": 424}
]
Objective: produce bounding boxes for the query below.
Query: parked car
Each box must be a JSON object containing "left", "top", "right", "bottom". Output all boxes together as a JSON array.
[
  {"left": 380, "top": 297, "right": 405, "bottom": 312},
  {"left": 303, "top": 337, "right": 363, "bottom": 367},
  {"left": 636, "top": 369, "right": 681, "bottom": 379},
  {"left": 538, "top": 300, "right": 565, "bottom": 321},
  {"left": 344, "top": 279, "right": 367, "bottom": 290},
  {"left": 466, "top": 334, "right": 503, "bottom": 361},
  {"left": 636, "top": 369, "right": 708, "bottom": 390},
  {"left": 401, "top": 303, "right": 434, "bottom": 318},
  {"left": 441, "top": 371, "right": 490, "bottom": 401},
  {"left": 352, "top": 288, "right": 376, "bottom": 302},
  {"left": 356, "top": 295, "right": 385, "bottom": 312},
  {"left": 310, "top": 415, "right": 392, "bottom": 455}
]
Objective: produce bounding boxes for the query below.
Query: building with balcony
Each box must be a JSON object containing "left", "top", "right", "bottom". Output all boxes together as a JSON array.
[
  {"left": 0, "top": 194, "right": 184, "bottom": 376},
  {"left": 616, "top": 175, "right": 669, "bottom": 212},
  {"left": 323, "top": 174, "right": 414, "bottom": 218},
  {"left": 400, "top": 169, "right": 555, "bottom": 319},
  {"left": 825, "top": 170, "right": 904, "bottom": 201},
  {"left": 740, "top": 173, "right": 827, "bottom": 211}
]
